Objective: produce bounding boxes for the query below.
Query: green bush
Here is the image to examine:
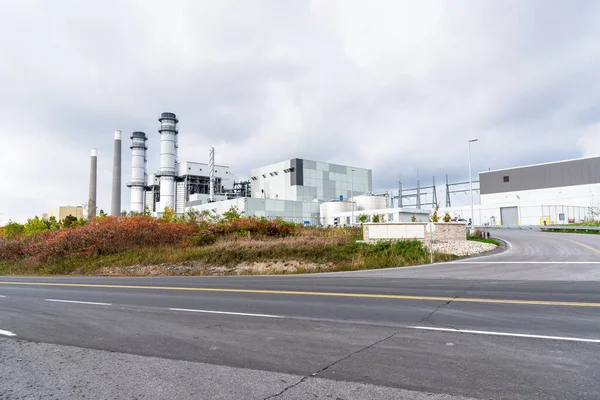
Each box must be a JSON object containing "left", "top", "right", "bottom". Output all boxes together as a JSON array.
[{"left": 187, "top": 231, "right": 217, "bottom": 246}]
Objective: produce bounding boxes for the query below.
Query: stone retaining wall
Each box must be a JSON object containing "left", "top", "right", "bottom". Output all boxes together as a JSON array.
[{"left": 363, "top": 223, "right": 467, "bottom": 242}]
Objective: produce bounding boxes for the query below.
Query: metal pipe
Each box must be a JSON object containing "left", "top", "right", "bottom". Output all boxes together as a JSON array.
[
  {"left": 351, "top": 169, "right": 355, "bottom": 226},
  {"left": 468, "top": 138, "right": 478, "bottom": 227},
  {"left": 209, "top": 147, "right": 215, "bottom": 202},
  {"left": 88, "top": 149, "right": 98, "bottom": 219},
  {"left": 111, "top": 130, "right": 122, "bottom": 216}
]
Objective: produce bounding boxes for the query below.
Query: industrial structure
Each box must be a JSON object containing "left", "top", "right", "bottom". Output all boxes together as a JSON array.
[
  {"left": 87, "top": 148, "right": 98, "bottom": 220},
  {"left": 127, "top": 131, "right": 148, "bottom": 214},
  {"left": 124, "top": 112, "right": 237, "bottom": 215},
  {"left": 111, "top": 130, "right": 122, "bottom": 216},
  {"left": 473, "top": 156, "right": 600, "bottom": 226},
  {"left": 44, "top": 206, "right": 84, "bottom": 222},
  {"left": 66, "top": 110, "right": 595, "bottom": 228}
]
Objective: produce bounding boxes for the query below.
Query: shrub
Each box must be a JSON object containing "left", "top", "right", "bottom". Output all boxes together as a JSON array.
[
  {"left": 372, "top": 214, "right": 380, "bottom": 223},
  {"left": 24, "top": 217, "right": 48, "bottom": 237},
  {"left": 358, "top": 214, "right": 368, "bottom": 225},
  {"left": 0, "top": 216, "right": 198, "bottom": 263},
  {"left": 411, "top": 215, "right": 417, "bottom": 223},
  {"left": 430, "top": 205, "right": 440, "bottom": 223},
  {"left": 443, "top": 213, "right": 451, "bottom": 223},
  {"left": 187, "top": 230, "right": 217, "bottom": 246},
  {"left": 3, "top": 221, "right": 24, "bottom": 239}
]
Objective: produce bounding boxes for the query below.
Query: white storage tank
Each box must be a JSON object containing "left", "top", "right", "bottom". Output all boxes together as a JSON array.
[
  {"left": 320, "top": 201, "right": 355, "bottom": 225},
  {"left": 353, "top": 195, "right": 387, "bottom": 211}
]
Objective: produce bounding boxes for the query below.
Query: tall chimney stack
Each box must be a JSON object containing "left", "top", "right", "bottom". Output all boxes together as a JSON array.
[
  {"left": 111, "top": 130, "right": 122, "bottom": 216},
  {"left": 127, "top": 131, "right": 148, "bottom": 213},
  {"left": 88, "top": 148, "right": 98, "bottom": 219},
  {"left": 157, "top": 112, "right": 179, "bottom": 212}
]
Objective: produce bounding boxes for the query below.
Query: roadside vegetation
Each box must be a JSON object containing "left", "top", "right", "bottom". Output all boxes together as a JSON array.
[
  {"left": 467, "top": 236, "right": 502, "bottom": 246},
  {"left": 0, "top": 207, "right": 455, "bottom": 276},
  {"left": 541, "top": 227, "right": 600, "bottom": 235}
]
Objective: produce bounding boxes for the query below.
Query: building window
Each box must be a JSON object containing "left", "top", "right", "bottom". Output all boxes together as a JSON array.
[
  {"left": 388, "top": 213, "right": 394, "bottom": 222},
  {"left": 503, "top": 176, "right": 510, "bottom": 183}
]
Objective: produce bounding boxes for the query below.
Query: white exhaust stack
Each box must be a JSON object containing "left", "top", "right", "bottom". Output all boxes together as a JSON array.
[
  {"left": 111, "top": 130, "right": 122, "bottom": 216},
  {"left": 88, "top": 148, "right": 98, "bottom": 219},
  {"left": 209, "top": 146, "right": 215, "bottom": 202},
  {"left": 127, "top": 131, "right": 148, "bottom": 214},
  {"left": 157, "top": 112, "right": 178, "bottom": 211}
]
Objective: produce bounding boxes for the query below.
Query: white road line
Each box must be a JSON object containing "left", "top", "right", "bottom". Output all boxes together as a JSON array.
[
  {"left": 45, "top": 299, "right": 112, "bottom": 306},
  {"left": 0, "top": 295, "right": 6, "bottom": 297},
  {"left": 450, "top": 261, "right": 600, "bottom": 264},
  {"left": 410, "top": 326, "right": 600, "bottom": 343},
  {"left": 169, "top": 308, "right": 283, "bottom": 319},
  {"left": 0, "top": 329, "right": 16, "bottom": 337}
]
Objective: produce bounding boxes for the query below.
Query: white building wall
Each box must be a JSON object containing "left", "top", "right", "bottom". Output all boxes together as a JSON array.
[
  {"left": 187, "top": 198, "right": 321, "bottom": 225},
  {"left": 437, "top": 183, "right": 599, "bottom": 226},
  {"left": 323, "top": 207, "right": 430, "bottom": 227},
  {"left": 251, "top": 159, "right": 372, "bottom": 202}
]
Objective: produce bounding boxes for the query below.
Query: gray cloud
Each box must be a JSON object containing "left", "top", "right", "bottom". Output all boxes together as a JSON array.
[{"left": 1, "top": 0, "right": 600, "bottom": 222}]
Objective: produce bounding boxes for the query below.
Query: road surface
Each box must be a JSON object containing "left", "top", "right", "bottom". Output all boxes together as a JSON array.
[{"left": 1, "top": 230, "right": 599, "bottom": 399}]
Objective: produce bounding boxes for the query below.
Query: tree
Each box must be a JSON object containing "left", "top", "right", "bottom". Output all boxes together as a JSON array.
[
  {"left": 430, "top": 205, "right": 440, "bottom": 223},
  {"left": 45, "top": 216, "right": 61, "bottom": 231},
  {"left": 372, "top": 214, "right": 380, "bottom": 223},
  {"left": 411, "top": 215, "right": 417, "bottom": 223},
  {"left": 443, "top": 212, "right": 451, "bottom": 223},
  {"left": 358, "top": 214, "right": 368, "bottom": 225},
  {"left": 62, "top": 215, "right": 78, "bottom": 228},
  {"left": 24, "top": 216, "right": 48, "bottom": 236},
  {"left": 222, "top": 206, "right": 244, "bottom": 221},
  {"left": 161, "top": 206, "right": 179, "bottom": 223},
  {"left": 98, "top": 209, "right": 108, "bottom": 218},
  {"left": 3, "top": 221, "right": 24, "bottom": 239}
]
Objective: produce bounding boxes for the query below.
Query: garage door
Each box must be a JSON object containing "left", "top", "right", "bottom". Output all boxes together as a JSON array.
[{"left": 500, "top": 206, "right": 519, "bottom": 226}]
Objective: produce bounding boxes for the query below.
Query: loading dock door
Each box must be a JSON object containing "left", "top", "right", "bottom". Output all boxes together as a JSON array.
[{"left": 500, "top": 206, "right": 519, "bottom": 226}]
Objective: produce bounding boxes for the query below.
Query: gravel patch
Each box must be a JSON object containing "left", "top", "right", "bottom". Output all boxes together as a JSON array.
[{"left": 431, "top": 240, "right": 496, "bottom": 257}]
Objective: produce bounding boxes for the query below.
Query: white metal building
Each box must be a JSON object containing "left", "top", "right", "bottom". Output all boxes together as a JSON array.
[
  {"left": 443, "top": 156, "right": 600, "bottom": 226},
  {"left": 250, "top": 158, "right": 372, "bottom": 202}
]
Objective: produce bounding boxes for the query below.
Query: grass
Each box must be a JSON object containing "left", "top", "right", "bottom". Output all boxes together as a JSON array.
[
  {"left": 467, "top": 236, "right": 502, "bottom": 247},
  {"left": 0, "top": 236, "right": 456, "bottom": 276},
  {"left": 542, "top": 227, "right": 600, "bottom": 235}
]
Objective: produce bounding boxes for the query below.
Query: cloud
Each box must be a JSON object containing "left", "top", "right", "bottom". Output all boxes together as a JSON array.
[{"left": 1, "top": 0, "right": 600, "bottom": 222}]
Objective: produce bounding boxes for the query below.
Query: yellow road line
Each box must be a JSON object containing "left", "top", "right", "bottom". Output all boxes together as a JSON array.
[
  {"left": 1, "top": 281, "right": 599, "bottom": 308},
  {"left": 566, "top": 239, "right": 600, "bottom": 256}
]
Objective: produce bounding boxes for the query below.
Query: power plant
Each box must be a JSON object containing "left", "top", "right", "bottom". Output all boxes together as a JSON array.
[{"left": 85, "top": 110, "right": 599, "bottom": 228}]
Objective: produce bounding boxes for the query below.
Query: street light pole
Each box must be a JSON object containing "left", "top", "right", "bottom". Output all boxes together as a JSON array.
[
  {"left": 468, "top": 138, "right": 478, "bottom": 229},
  {"left": 351, "top": 169, "right": 355, "bottom": 226}
]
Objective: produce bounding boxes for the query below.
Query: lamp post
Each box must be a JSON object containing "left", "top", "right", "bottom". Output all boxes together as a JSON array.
[
  {"left": 351, "top": 169, "right": 355, "bottom": 226},
  {"left": 468, "top": 138, "right": 478, "bottom": 229}
]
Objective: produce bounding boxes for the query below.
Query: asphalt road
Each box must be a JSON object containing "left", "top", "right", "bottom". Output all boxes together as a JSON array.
[{"left": 1, "top": 230, "right": 599, "bottom": 399}]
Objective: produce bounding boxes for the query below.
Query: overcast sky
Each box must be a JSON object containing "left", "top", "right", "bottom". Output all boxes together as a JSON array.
[{"left": 1, "top": 0, "right": 600, "bottom": 223}]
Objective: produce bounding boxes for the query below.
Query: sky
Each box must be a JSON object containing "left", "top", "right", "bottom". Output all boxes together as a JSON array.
[{"left": 1, "top": 0, "right": 600, "bottom": 223}]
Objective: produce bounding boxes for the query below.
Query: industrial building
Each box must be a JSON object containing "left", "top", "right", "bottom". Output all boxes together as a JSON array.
[
  {"left": 188, "top": 158, "right": 373, "bottom": 224},
  {"left": 43, "top": 206, "right": 84, "bottom": 222},
  {"left": 123, "top": 112, "right": 240, "bottom": 215},
  {"left": 474, "top": 156, "right": 600, "bottom": 226},
  {"left": 79, "top": 111, "right": 595, "bottom": 227},
  {"left": 250, "top": 159, "right": 371, "bottom": 202}
]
